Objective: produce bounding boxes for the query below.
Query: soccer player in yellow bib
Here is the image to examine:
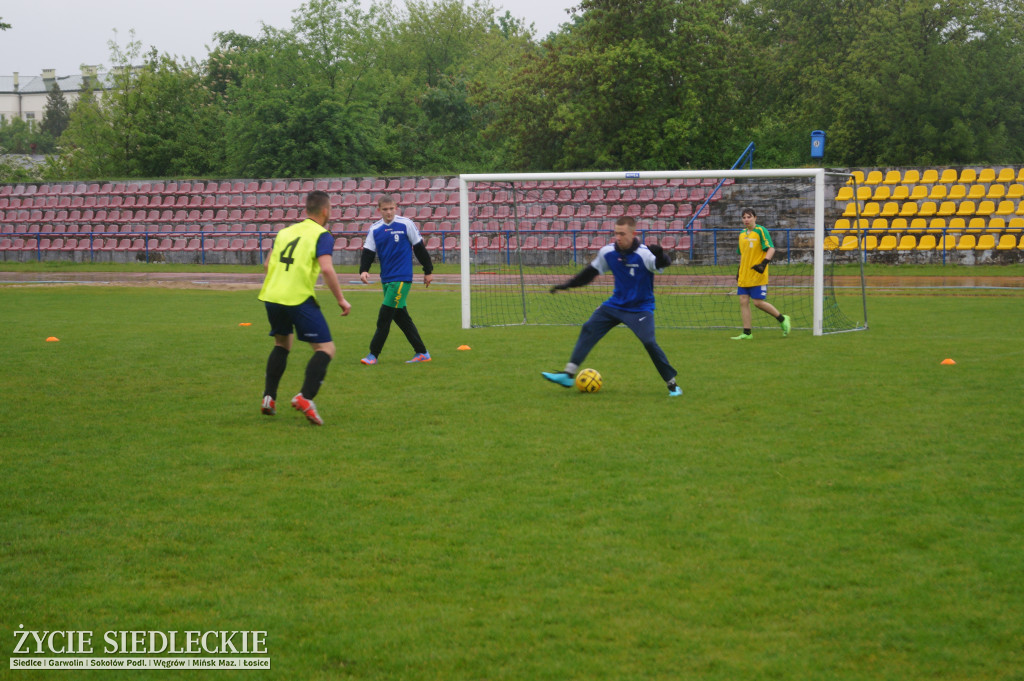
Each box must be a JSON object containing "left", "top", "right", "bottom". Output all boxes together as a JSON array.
[
  {"left": 732, "top": 208, "right": 791, "bottom": 340},
  {"left": 258, "top": 190, "right": 351, "bottom": 425}
]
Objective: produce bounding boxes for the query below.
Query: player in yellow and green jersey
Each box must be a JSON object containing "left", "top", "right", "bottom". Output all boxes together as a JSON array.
[{"left": 732, "top": 207, "right": 791, "bottom": 340}]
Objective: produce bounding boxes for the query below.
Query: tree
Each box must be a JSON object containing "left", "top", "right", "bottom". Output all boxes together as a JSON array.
[{"left": 40, "top": 83, "right": 71, "bottom": 141}]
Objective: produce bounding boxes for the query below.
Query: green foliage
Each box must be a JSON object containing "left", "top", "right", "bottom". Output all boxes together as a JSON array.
[
  {"left": 40, "top": 83, "right": 71, "bottom": 140},
  {"left": 0, "top": 116, "right": 54, "bottom": 155},
  {"left": 46, "top": 0, "right": 1024, "bottom": 178}
]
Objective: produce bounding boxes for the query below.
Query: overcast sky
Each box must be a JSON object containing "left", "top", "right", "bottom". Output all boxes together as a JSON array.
[{"left": 0, "top": 0, "right": 578, "bottom": 79}]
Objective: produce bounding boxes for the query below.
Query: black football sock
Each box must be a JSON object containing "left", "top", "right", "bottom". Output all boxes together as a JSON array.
[
  {"left": 744, "top": 328, "right": 752, "bottom": 335},
  {"left": 264, "top": 346, "right": 289, "bottom": 400},
  {"left": 300, "top": 351, "right": 332, "bottom": 400},
  {"left": 776, "top": 313, "right": 785, "bottom": 322}
]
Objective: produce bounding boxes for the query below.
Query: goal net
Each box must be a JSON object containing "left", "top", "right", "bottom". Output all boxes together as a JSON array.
[{"left": 457, "top": 170, "right": 866, "bottom": 336}]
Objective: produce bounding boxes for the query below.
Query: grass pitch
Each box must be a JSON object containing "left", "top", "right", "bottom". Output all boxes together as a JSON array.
[{"left": 1, "top": 285, "right": 1022, "bottom": 680}]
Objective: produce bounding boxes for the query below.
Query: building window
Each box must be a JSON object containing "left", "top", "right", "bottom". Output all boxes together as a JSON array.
[{"left": 25, "top": 112, "right": 35, "bottom": 119}]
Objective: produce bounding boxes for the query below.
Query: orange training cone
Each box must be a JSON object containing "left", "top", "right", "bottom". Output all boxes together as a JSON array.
[
  {"left": 45, "top": 337, "right": 59, "bottom": 342},
  {"left": 457, "top": 345, "right": 471, "bottom": 351},
  {"left": 239, "top": 322, "right": 253, "bottom": 326},
  {"left": 941, "top": 358, "right": 956, "bottom": 365}
]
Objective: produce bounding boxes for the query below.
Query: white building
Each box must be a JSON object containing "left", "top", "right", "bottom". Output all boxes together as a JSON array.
[{"left": 0, "top": 67, "right": 107, "bottom": 126}]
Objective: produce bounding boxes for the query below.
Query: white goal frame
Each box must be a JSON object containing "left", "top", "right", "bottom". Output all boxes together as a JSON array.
[{"left": 459, "top": 169, "right": 828, "bottom": 334}]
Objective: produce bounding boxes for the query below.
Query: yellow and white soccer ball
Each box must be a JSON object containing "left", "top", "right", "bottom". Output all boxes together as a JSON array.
[{"left": 575, "top": 368, "right": 602, "bottom": 393}]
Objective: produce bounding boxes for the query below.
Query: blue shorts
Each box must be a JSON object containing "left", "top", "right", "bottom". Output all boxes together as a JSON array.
[
  {"left": 737, "top": 285, "right": 767, "bottom": 300},
  {"left": 265, "top": 297, "right": 332, "bottom": 343}
]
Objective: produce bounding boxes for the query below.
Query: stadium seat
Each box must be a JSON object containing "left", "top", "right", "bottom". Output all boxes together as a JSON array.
[
  {"left": 553, "top": 236, "right": 572, "bottom": 251},
  {"left": 938, "top": 234, "right": 956, "bottom": 250},
  {"left": 877, "top": 234, "right": 897, "bottom": 251},
  {"left": 869, "top": 218, "right": 888, "bottom": 233},
  {"left": 937, "top": 201, "right": 957, "bottom": 217},
  {"left": 918, "top": 202, "right": 937, "bottom": 217},
  {"left": 975, "top": 234, "right": 995, "bottom": 250},
  {"left": 945, "top": 217, "right": 965, "bottom": 233},
  {"left": 845, "top": 171, "right": 865, "bottom": 185},
  {"left": 947, "top": 184, "right": 966, "bottom": 200},
  {"left": 965, "top": 218, "right": 985, "bottom": 233},
  {"left": 1018, "top": 202, "right": 1024, "bottom": 216},
  {"left": 897, "top": 234, "right": 917, "bottom": 250},
  {"left": 956, "top": 234, "right": 976, "bottom": 250},
  {"left": 823, "top": 236, "right": 839, "bottom": 250},
  {"left": 987, "top": 184, "right": 1006, "bottom": 199},
  {"left": 977, "top": 168, "right": 996, "bottom": 184},
  {"left": 872, "top": 185, "right": 892, "bottom": 201},
  {"left": 976, "top": 200, "right": 996, "bottom": 216},
  {"left": 996, "top": 234, "right": 1017, "bottom": 250},
  {"left": 993, "top": 168, "right": 1015, "bottom": 183},
  {"left": 1007, "top": 218, "right": 1024, "bottom": 233},
  {"left": 855, "top": 186, "right": 872, "bottom": 201},
  {"left": 882, "top": 170, "right": 902, "bottom": 185},
  {"left": 967, "top": 184, "right": 986, "bottom": 200},
  {"left": 956, "top": 201, "right": 976, "bottom": 217},
  {"left": 928, "top": 184, "right": 947, "bottom": 200},
  {"left": 1010, "top": 185, "right": 1024, "bottom": 200},
  {"left": 880, "top": 202, "right": 899, "bottom": 217},
  {"left": 835, "top": 187, "right": 854, "bottom": 202},
  {"left": 898, "top": 202, "right": 918, "bottom": 217},
  {"left": 838, "top": 235, "right": 859, "bottom": 251},
  {"left": 864, "top": 171, "right": 883, "bottom": 185},
  {"left": 916, "top": 235, "right": 937, "bottom": 250},
  {"left": 986, "top": 218, "right": 1006, "bottom": 233},
  {"left": 920, "top": 169, "right": 939, "bottom": 184},
  {"left": 958, "top": 168, "right": 977, "bottom": 184},
  {"left": 890, "top": 185, "right": 910, "bottom": 201},
  {"left": 861, "top": 203, "right": 880, "bottom": 218},
  {"left": 938, "top": 169, "right": 958, "bottom": 184}
]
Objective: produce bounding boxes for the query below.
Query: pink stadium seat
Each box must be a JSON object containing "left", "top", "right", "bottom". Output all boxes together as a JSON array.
[
  {"left": 443, "top": 236, "right": 459, "bottom": 251},
  {"left": 333, "top": 236, "right": 349, "bottom": 251},
  {"left": 345, "top": 236, "right": 363, "bottom": 251}
]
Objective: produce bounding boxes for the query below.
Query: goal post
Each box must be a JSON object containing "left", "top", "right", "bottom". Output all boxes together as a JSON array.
[{"left": 458, "top": 169, "right": 865, "bottom": 336}]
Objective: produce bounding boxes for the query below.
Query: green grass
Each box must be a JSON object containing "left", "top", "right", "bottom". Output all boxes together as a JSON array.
[{"left": 1, "top": 287, "right": 1023, "bottom": 680}]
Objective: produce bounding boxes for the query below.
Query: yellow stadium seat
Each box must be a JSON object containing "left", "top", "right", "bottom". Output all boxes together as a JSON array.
[
  {"left": 987, "top": 218, "right": 1006, "bottom": 233},
  {"left": 956, "top": 234, "right": 977, "bottom": 249},
  {"left": 918, "top": 201, "right": 938, "bottom": 217},
  {"left": 833, "top": 219, "right": 851, "bottom": 233},
  {"left": 856, "top": 186, "right": 872, "bottom": 201},
  {"left": 946, "top": 217, "right": 966, "bottom": 233},
  {"left": 927, "top": 217, "right": 946, "bottom": 233},
  {"left": 835, "top": 186, "right": 854, "bottom": 201},
  {"left": 870, "top": 218, "right": 889, "bottom": 233},
  {"left": 920, "top": 169, "right": 939, "bottom": 184},
  {"left": 937, "top": 201, "right": 957, "bottom": 216},
  {"left": 908, "top": 218, "right": 927, "bottom": 234},
  {"left": 995, "top": 168, "right": 1015, "bottom": 183},
  {"left": 852, "top": 218, "right": 869, "bottom": 233},
  {"left": 908, "top": 185, "right": 928, "bottom": 201},
  {"left": 947, "top": 184, "right": 966, "bottom": 199},
  {"left": 1007, "top": 184, "right": 1024, "bottom": 199},
  {"left": 1016, "top": 168, "right": 1024, "bottom": 182},
  {"left": 938, "top": 234, "right": 956, "bottom": 250},
  {"left": 996, "top": 234, "right": 1016, "bottom": 250},
  {"left": 898, "top": 202, "right": 918, "bottom": 217},
  {"left": 877, "top": 234, "right": 897, "bottom": 251},
  {"left": 1020, "top": 235, "right": 1024, "bottom": 249},
  {"left": 987, "top": 184, "right": 1005, "bottom": 199},
  {"left": 916, "top": 234, "right": 937, "bottom": 250},
  {"left": 862, "top": 202, "right": 880, "bottom": 217},
  {"left": 846, "top": 171, "right": 866, "bottom": 185},
  {"left": 865, "top": 171, "right": 884, "bottom": 185},
  {"left": 975, "top": 234, "right": 995, "bottom": 250},
  {"left": 958, "top": 168, "right": 977, "bottom": 183},
  {"left": 824, "top": 236, "right": 839, "bottom": 250},
  {"left": 994, "top": 200, "right": 1015, "bottom": 216},
  {"left": 842, "top": 203, "right": 860, "bottom": 217},
  {"left": 1016, "top": 202, "right": 1024, "bottom": 216},
  {"left": 838, "top": 235, "right": 859, "bottom": 251},
  {"left": 976, "top": 200, "right": 996, "bottom": 216},
  {"left": 977, "top": 168, "right": 996, "bottom": 184},
  {"left": 955, "top": 201, "right": 976, "bottom": 216},
  {"left": 882, "top": 170, "right": 902, "bottom": 185},
  {"left": 891, "top": 218, "right": 908, "bottom": 233},
  {"left": 880, "top": 202, "right": 899, "bottom": 217},
  {"left": 939, "top": 169, "right": 958, "bottom": 184},
  {"left": 928, "top": 184, "right": 948, "bottom": 200},
  {"left": 897, "top": 234, "right": 917, "bottom": 250},
  {"left": 891, "top": 185, "right": 910, "bottom": 201},
  {"left": 965, "top": 218, "right": 985, "bottom": 234},
  {"left": 902, "top": 169, "right": 921, "bottom": 184},
  {"left": 862, "top": 235, "right": 878, "bottom": 250},
  {"left": 1007, "top": 218, "right": 1024, "bottom": 233},
  {"left": 967, "top": 184, "right": 986, "bottom": 200},
  {"left": 873, "top": 185, "right": 892, "bottom": 201}
]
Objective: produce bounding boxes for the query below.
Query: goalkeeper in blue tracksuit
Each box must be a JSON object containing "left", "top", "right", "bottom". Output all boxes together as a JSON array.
[{"left": 542, "top": 216, "right": 682, "bottom": 397}]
